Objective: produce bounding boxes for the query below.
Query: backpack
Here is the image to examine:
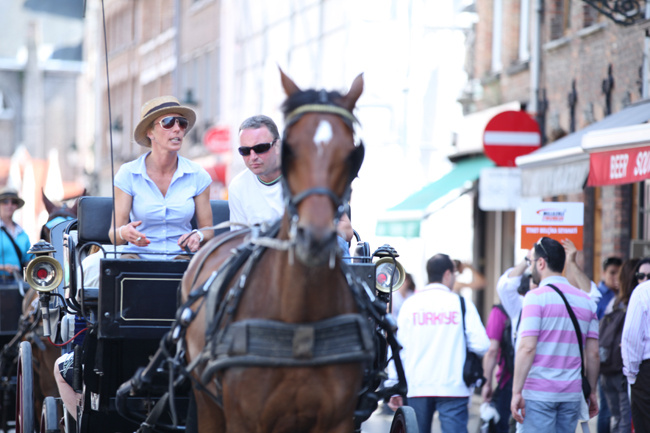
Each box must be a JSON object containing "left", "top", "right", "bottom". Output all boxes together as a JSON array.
[
  {"left": 599, "top": 305, "right": 626, "bottom": 375},
  {"left": 495, "top": 305, "right": 515, "bottom": 376}
]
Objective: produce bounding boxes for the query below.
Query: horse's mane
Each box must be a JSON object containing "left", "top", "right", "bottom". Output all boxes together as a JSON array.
[{"left": 281, "top": 89, "right": 345, "bottom": 117}]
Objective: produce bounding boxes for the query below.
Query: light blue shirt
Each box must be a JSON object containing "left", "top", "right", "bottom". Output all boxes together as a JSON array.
[
  {"left": 114, "top": 152, "right": 211, "bottom": 259},
  {"left": 0, "top": 222, "right": 32, "bottom": 278}
]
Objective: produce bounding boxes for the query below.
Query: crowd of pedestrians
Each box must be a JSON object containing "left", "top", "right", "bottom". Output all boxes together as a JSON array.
[{"left": 384, "top": 236, "right": 650, "bottom": 433}]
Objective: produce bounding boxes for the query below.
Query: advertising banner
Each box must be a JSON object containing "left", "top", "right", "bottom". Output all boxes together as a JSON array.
[
  {"left": 587, "top": 145, "right": 650, "bottom": 186},
  {"left": 520, "top": 202, "right": 584, "bottom": 250}
]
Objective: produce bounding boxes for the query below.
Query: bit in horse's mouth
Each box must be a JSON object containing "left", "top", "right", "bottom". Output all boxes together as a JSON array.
[{"left": 294, "top": 229, "right": 337, "bottom": 267}]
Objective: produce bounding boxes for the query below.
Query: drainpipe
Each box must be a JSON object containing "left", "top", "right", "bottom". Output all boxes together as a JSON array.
[{"left": 529, "top": 0, "right": 543, "bottom": 113}]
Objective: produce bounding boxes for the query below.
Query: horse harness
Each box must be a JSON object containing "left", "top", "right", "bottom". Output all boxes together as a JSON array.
[{"left": 170, "top": 221, "right": 378, "bottom": 407}]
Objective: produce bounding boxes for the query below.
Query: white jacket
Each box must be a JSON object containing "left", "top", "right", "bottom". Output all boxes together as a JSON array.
[{"left": 387, "top": 283, "right": 490, "bottom": 398}]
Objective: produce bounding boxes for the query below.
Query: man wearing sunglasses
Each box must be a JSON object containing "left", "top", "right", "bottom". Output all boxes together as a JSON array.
[
  {"left": 228, "top": 115, "right": 284, "bottom": 228},
  {"left": 228, "top": 115, "right": 353, "bottom": 252},
  {"left": 511, "top": 237, "right": 600, "bottom": 432}
]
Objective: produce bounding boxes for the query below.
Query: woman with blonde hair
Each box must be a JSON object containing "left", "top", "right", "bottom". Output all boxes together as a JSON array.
[{"left": 107, "top": 95, "right": 213, "bottom": 258}]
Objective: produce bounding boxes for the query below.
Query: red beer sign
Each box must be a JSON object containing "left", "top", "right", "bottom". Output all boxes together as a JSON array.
[{"left": 587, "top": 145, "right": 650, "bottom": 186}]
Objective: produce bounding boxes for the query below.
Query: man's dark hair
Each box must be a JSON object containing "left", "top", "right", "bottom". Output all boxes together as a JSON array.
[
  {"left": 517, "top": 272, "right": 532, "bottom": 295},
  {"left": 239, "top": 115, "right": 280, "bottom": 141},
  {"left": 602, "top": 256, "right": 622, "bottom": 270},
  {"left": 426, "top": 254, "right": 454, "bottom": 283},
  {"left": 533, "top": 237, "right": 565, "bottom": 273}
]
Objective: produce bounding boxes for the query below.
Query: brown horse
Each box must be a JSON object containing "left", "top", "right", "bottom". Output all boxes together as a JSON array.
[
  {"left": 180, "top": 71, "right": 368, "bottom": 433},
  {"left": 20, "top": 190, "right": 81, "bottom": 428}
]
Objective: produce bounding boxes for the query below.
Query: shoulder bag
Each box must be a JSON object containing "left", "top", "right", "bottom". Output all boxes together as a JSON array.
[
  {"left": 460, "top": 296, "right": 486, "bottom": 388},
  {"left": 547, "top": 284, "right": 591, "bottom": 402}
]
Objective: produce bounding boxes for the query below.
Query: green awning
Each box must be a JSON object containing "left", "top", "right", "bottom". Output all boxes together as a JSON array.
[{"left": 376, "top": 155, "right": 495, "bottom": 237}]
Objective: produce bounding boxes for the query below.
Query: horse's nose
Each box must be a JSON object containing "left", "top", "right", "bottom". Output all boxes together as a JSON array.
[{"left": 294, "top": 225, "right": 337, "bottom": 267}]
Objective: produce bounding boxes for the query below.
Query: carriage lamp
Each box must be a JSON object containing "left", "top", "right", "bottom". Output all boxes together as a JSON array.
[
  {"left": 25, "top": 240, "right": 63, "bottom": 292},
  {"left": 25, "top": 240, "right": 63, "bottom": 337},
  {"left": 373, "top": 244, "right": 405, "bottom": 293}
]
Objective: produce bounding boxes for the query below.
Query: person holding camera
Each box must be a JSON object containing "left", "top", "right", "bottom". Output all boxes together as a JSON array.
[{"left": 386, "top": 253, "right": 489, "bottom": 433}]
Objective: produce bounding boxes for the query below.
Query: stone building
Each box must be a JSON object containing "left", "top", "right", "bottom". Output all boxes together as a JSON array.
[{"left": 466, "top": 0, "right": 650, "bottom": 297}]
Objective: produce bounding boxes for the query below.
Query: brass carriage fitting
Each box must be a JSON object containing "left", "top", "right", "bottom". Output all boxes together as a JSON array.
[
  {"left": 374, "top": 257, "right": 405, "bottom": 293},
  {"left": 25, "top": 240, "right": 63, "bottom": 293}
]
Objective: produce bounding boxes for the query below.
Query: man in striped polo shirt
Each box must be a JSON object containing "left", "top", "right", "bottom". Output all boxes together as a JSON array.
[{"left": 510, "top": 237, "right": 600, "bottom": 432}]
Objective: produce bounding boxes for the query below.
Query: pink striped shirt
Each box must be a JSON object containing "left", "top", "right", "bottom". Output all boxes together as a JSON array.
[{"left": 518, "top": 277, "right": 599, "bottom": 402}]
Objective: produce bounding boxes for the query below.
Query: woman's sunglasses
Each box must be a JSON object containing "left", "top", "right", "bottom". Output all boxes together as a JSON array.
[
  {"left": 0, "top": 199, "right": 19, "bottom": 206},
  {"left": 238, "top": 139, "right": 277, "bottom": 156},
  {"left": 158, "top": 116, "right": 189, "bottom": 130},
  {"left": 636, "top": 272, "right": 650, "bottom": 281}
]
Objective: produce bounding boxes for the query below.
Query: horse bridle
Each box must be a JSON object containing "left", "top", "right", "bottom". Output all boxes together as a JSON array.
[{"left": 280, "top": 103, "right": 365, "bottom": 228}]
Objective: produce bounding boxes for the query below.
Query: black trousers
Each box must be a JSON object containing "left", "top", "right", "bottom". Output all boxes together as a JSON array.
[{"left": 631, "top": 360, "right": 650, "bottom": 433}]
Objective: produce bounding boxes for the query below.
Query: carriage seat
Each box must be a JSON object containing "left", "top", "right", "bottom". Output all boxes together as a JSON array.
[{"left": 77, "top": 196, "right": 230, "bottom": 245}]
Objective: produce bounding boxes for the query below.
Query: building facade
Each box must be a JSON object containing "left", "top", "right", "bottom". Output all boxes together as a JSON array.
[{"left": 467, "top": 0, "right": 649, "bottom": 303}]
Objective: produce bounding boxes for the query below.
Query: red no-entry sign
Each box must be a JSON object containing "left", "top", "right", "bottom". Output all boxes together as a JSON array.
[
  {"left": 483, "top": 111, "right": 541, "bottom": 167},
  {"left": 204, "top": 126, "right": 231, "bottom": 154}
]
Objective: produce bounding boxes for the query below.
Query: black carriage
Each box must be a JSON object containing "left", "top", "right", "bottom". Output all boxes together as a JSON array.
[
  {"left": 0, "top": 273, "right": 29, "bottom": 432},
  {"left": 22, "top": 196, "right": 416, "bottom": 433},
  {"left": 18, "top": 196, "right": 229, "bottom": 433}
]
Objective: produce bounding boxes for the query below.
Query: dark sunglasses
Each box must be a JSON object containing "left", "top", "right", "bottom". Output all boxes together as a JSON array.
[
  {"left": 0, "top": 199, "right": 19, "bottom": 206},
  {"left": 636, "top": 272, "right": 650, "bottom": 281},
  {"left": 238, "top": 139, "right": 277, "bottom": 156},
  {"left": 535, "top": 237, "right": 549, "bottom": 260},
  {"left": 158, "top": 116, "right": 189, "bottom": 130}
]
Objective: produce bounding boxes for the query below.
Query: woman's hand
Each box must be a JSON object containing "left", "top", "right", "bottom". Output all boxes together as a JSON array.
[
  {"left": 178, "top": 230, "right": 203, "bottom": 253},
  {"left": 121, "top": 221, "right": 149, "bottom": 247}
]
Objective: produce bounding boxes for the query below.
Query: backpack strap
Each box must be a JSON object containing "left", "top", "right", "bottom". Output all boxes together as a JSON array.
[
  {"left": 460, "top": 295, "right": 467, "bottom": 335},
  {"left": 547, "top": 284, "right": 588, "bottom": 385}
]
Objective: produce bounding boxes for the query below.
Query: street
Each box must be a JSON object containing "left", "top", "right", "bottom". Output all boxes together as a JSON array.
[
  {"left": 359, "top": 394, "right": 597, "bottom": 433},
  {"left": 360, "top": 395, "right": 482, "bottom": 433}
]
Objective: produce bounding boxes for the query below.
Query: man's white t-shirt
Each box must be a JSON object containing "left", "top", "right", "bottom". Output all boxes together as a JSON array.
[{"left": 228, "top": 169, "right": 284, "bottom": 228}]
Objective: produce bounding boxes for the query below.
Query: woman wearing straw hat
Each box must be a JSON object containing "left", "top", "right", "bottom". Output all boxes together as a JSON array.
[
  {"left": 0, "top": 187, "right": 33, "bottom": 279},
  {"left": 107, "top": 95, "right": 213, "bottom": 259},
  {"left": 54, "top": 96, "right": 215, "bottom": 421}
]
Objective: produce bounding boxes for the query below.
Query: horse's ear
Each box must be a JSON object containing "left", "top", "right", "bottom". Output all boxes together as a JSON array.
[
  {"left": 339, "top": 73, "right": 364, "bottom": 111},
  {"left": 42, "top": 189, "right": 56, "bottom": 214},
  {"left": 70, "top": 198, "right": 79, "bottom": 216},
  {"left": 279, "top": 68, "right": 301, "bottom": 97}
]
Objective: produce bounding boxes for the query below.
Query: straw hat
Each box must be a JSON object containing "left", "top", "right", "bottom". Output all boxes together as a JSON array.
[
  {"left": 133, "top": 96, "right": 196, "bottom": 147},
  {"left": 0, "top": 188, "right": 25, "bottom": 209}
]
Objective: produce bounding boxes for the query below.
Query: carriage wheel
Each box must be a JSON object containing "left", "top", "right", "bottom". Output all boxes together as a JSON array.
[
  {"left": 16, "top": 341, "right": 34, "bottom": 433},
  {"left": 40, "top": 397, "right": 61, "bottom": 433},
  {"left": 389, "top": 406, "right": 419, "bottom": 433}
]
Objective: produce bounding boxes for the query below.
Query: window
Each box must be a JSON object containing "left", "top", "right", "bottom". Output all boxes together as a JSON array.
[
  {"left": 491, "top": 0, "right": 503, "bottom": 72},
  {"left": 582, "top": 3, "right": 600, "bottom": 28},
  {"left": 519, "top": 0, "right": 530, "bottom": 61},
  {"left": 550, "top": 0, "right": 571, "bottom": 40}
]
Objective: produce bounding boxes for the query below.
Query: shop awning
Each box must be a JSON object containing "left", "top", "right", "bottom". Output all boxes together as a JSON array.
[
  {"left": 376, "top": 155, "right": 495, "bottom": 237},
  {"left": 515, "top": 99, "right": 650, "bottom": 197},
  {"left": 582, "top": 123, "right": 650, "bottom": 186}
]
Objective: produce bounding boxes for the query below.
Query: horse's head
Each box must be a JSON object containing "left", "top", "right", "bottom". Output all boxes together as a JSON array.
[
  {"left": 279, "top": 70, "right": 365, "bottom": 267},
  {"left": 40, "top": 189, "right": 84, "bottom": 241}
]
